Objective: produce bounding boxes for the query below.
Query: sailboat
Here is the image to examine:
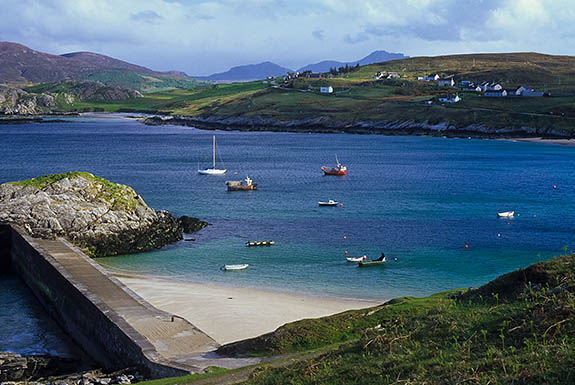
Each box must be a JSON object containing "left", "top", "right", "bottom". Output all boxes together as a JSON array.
[{"left": 198, "top": 136, "right": 227, "bottom": 175}]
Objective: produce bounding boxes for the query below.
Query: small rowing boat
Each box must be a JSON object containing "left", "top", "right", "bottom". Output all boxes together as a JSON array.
[
  {"left": 318, "top": 200, "right": 339, "bottom": 206},
  {"left": 246, "top": 240, "right": 275, "bottom": 247},
  {"left": 223, "top": 264, "right": 249, "bottom": 271},
  {"left": 346, "top": 255, "right": 367, "bottom": 262},
  {"left": 497, "top": 211, "right": 514, "bottom": 218},
  {"left": 358, "top": 253, "right": 386, "bottom": 267}
]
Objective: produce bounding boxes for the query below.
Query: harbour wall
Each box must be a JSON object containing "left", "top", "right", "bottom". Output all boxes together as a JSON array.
[{"left": 1, "top": 225, "right": 193, "bottom": 378}]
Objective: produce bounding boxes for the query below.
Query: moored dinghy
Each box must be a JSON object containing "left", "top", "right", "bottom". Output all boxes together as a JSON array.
[
  {"left": 223, "top": 264, "right": 249, "bottom": 271},
  {"left": 358, "top": 253, "right": 386, "bottom": 267},
  {"left": 246, "top": 240, "right": 275, "bottom": 247},
  {"left": 497, "top": 211, "right": 515, "bottom": 218},
  {"left": 318, "top": 199, "right": 339, "bottom": 206},
  {"left": 346, "top": 255, "right": 367, "bottom": 262}
]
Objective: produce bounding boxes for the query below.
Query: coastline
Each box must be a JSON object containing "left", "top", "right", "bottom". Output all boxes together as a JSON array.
[
  {"left": 504, "top": 137, "right": 575, "bottom": 146},
  {"left": 114, "top": 273, "right": 384, "bottom": 345},
  {"left": 141, "top": 114, "right": 575, "bottom": 141}
]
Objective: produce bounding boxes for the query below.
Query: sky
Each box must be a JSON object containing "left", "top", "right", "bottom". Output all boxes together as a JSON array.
[{"left": 1, "top": 0, "right": 574, "bottom": 75}]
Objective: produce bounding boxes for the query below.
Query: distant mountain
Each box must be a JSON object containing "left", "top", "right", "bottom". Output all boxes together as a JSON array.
[
  {"left": 61, "top": 51, "right": 156, "bottom": 75},
  {"left": 0, "top": 42, "right": 202, "bottom": 92},
  {"left": 297, "top": 50, "right": 408, "bottom": 73},
  {"left": 195, "top": 62, "right": 293, "bottom": 82}
]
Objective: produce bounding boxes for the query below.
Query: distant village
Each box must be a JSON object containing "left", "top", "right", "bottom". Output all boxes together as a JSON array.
[{"left": 277, "top": 69, "right": 548, "bottom": 101}]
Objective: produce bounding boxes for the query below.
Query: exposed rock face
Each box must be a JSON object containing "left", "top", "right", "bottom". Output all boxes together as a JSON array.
[
  {"left": 0, "top": 86, "right": 59, "bottom": 115},
  {"left": 178, "top": 215, "right": 209, "bottom": 233},
  {"left": 0, "top": 172, "right": 191, "bottom": 257},
  {"left": 0, "top": 352, "right": 87, "bottom": 382}
]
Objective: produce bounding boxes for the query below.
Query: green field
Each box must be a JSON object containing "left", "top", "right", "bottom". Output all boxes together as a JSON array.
[{"left": 52, "top": 52, "right": 575, "bottom": 135}]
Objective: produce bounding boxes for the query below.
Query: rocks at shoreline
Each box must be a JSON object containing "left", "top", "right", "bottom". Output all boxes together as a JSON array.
[
  {"left": 0, "top": 352, "right": 145, "bottom": 384},
  {"left": 0, "top": 172, "right": 206, "bottom": 257},
  {"left": 142, "top": 115, "right": 575, "bottom": 139},
  {"left": 0, "top": 352, "right": 89, "bottom": 383}
]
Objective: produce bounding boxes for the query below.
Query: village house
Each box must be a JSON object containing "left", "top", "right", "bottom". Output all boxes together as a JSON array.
[
  {"left": 387, "top": 72, "right": 399, "bottom": 79},
  {"left": 308, "top": 72, "right": 322, "bottom": 79},
  {"left": 515, "top": 86, "right": 543, "bottom": 97},
  {"left": 372, "top": 72, "right": 385, "bottom": 79},
  {"left": 476, "top": 82, "right": 503, "bottom": 92},
  {"left": 484, "top": 89, "right": 508, "bottom": 97},
  {"left": 438, "top": 94, "right": 461, "bottom": 103},
  {"left": 417, "top": 74, "right": 440, "bottom": 82},
  {"left": 438, "top": 78, "right": 455, "bottom": 87},
  {"left": 320, "top": 86, "right": 333, "bottom": 93}
]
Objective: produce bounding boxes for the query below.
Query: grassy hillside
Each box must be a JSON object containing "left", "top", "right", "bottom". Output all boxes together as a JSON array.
[
  {"left": 138, "top": 254, "right": 575, "bottom": 384},
  {"left": 61, "top": 52, "right": 575, "bottom": 135}
]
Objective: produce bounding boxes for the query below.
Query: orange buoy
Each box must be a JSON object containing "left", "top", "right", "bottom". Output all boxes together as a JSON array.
[
  {"left": 344, "top": 235, "right": 347, "bottom": 239},
  {"left": 340, "top": 203, "right": 343, "bottom": 207},
  {"left": 344, "top": 250, "right": 348, "bottom": 255},
  {"left": 553, "top": 185, "right": 557, "bottom": 189},
  {"left": 465, "top": 244, "right": 469, "bottom": 249}
]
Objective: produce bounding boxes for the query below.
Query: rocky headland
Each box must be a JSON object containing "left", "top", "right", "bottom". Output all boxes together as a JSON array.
[
  {"left": 0, "top": 172, "right": 207, "bottom": 257},
  {"left": 0, "top": 83, "right": 141, "bottom": 115}
]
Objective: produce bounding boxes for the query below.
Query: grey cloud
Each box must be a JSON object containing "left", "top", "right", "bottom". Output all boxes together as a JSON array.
[
  {"left": 344, "top": 32, "right": 369, "bottom": 44},
  {"left": 312, "top": 29, "right": 325, "bottom": 40},
  {"left": 130, "top": 10, "right": 163, "bottom": 24},
  {"left": 362, "top": 0, "right": 504, "bottom": 42}
]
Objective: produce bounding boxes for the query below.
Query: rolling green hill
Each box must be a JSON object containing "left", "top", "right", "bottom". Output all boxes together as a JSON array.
[{"left": 23, "top": 52, "right": 575, "bottom": 136}]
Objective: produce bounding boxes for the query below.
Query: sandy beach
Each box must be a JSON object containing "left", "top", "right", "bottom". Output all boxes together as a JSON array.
[
  {"left": 116, "top": 275, "right": 384, "bottom": 345},
  {"left": 505, "top": 137, "right": 575, "bottom": 146}
]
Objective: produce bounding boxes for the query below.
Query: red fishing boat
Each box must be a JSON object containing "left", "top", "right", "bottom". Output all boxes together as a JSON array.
[{"left": 321, "top": 156, "right": 347, "bottom": 176}]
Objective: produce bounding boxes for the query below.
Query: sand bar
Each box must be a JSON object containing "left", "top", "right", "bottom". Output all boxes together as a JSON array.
[{"left": 116, "top": 275, "right": 384, "bottom": 345}]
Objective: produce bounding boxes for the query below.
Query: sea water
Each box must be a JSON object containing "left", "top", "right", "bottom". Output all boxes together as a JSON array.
[{"left": 1, "top": 116, "right": 574, "bottom": 352}]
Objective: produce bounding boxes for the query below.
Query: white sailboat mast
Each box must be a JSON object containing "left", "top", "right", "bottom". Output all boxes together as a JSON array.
[{"left": 212, "top": 136, "right": 216, "bottom": 168}]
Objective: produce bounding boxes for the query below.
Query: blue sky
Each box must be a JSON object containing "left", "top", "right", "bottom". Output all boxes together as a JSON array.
[{"left": 1, "top": 0, "right": 574, "bottom": 75}]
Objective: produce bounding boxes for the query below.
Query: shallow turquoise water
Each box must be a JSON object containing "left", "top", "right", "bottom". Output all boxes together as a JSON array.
[{"left": 2, "top": 117, "right": 573, "bottom": 304}]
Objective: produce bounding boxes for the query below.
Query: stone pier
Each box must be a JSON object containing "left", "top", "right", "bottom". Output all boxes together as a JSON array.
[{"left": 1, "top": 225, "right": 218, "bottom": 378}]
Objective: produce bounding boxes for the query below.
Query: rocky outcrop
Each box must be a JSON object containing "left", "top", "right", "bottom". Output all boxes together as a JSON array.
[
  {"left": 0, "top": 172, "right": 203, "bottom": 257},
  {"left": 61, "top": 82, "right": 143, "bottom": 102},
  {"left": 142, "top": 115, "right": 575, "bottom": 139},
  {"left": 178, "top": 215, "right": 209, "bottom": 233},
  {"left": 0, "top": 86, "right": 60, "bottom": 115},
  {"left": 0, "top": 352, "right": 88, "bottom": 382},
  {"left": 0, "top": 352, "right": 146, "bottom": 384}
]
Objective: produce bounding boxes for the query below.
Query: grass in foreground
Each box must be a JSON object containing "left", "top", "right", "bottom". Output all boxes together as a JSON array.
[{"left": 138, "top": 254, "right": 575, "bottom": 384}]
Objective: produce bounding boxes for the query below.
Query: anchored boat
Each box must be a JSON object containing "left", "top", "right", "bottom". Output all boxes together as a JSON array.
[
  {"left": 246, "top": 240, "right": 275, "bottom": 247},
  {"left": 226, "top": 176, "right": 257, "bottom": 191},
  {"left": 223, "top": 264, "right": 249, "bottom": 271},
  {"left": 346, "top": 255, "right": 367, "bottom": 262},
  {"left": 497, "top": 211, "right": 514, "bottom": 218},
  {"left": 322, "top": 155, "right": 347, "bottom": 176},
  {"left": 358, "top": 253, "right": 386, "bottom": 267},
  {"left": 318, "top": 199, "right": 339, "bottom": 206},
  {"left": 198, "top": 136, "right": 226, "bottom": 175}
]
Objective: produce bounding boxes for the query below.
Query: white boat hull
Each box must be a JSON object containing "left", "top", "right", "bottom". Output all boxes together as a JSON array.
[
  {"left": 497, "top": 211, "right": 514, "bottom": 218},
  {"left": 346, "top": 256, "right": 366, "bottom": 262},
  {"left": 199, "top": 168, "right": 227, "bottom": 175},
  {"left": 223, "top": 264, "right": 249, "bottom": 271}
]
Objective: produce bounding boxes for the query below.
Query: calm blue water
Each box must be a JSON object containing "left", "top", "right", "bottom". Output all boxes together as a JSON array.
[
  {"left": 1, "top": 116, "right": 575, "bottom": 352},
  {"left": 0, "top": 273, "right": 81, "bottom": 357}
]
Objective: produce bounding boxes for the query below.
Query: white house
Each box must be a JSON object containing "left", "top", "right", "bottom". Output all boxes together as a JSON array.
[
  {"left": 320, "top": 86, "right": 334, "bottom": 93},
  {"left": 418, "top": 74, "right": 440, "bottom": 82},
  {"left": 484, "top": 90, "right": 508, "bottom": 97},
  {"left": 387, "top": 72, "right": 399, "bottom": 79},
  {"left": 372, "top": 72, "right": 384, "bottom": 79},
  {"left": 438, "top": 94, "right": 461, "bottom": 103},
  {"left": 515, "top": 86, "right": 543, "bottom": 97},
  {"left": 438, "top": 78, "right": 455, "bottom": 87},
  {"left": 476, "top": 82, "right": 502, "bottom": 92}
]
